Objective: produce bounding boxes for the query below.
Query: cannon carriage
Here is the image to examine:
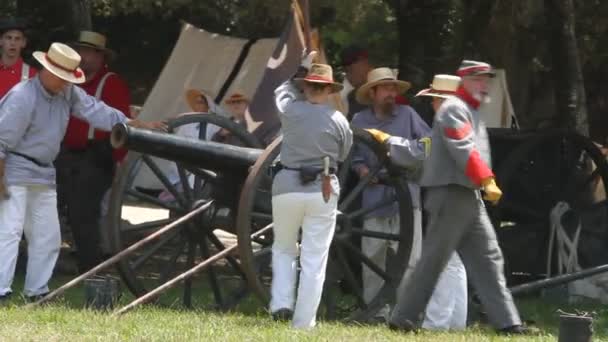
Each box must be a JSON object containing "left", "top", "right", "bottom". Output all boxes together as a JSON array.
[
  {"left": 96, "top": 108, "right": 608, "bottom": 319},
  {"left": 105, "top": 113, "right": 416, "bottom": 320}
]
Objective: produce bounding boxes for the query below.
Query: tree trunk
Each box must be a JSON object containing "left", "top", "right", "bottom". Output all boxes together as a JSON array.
[{"left": 545, "top": 0, "right": 589, "bottom": 136}]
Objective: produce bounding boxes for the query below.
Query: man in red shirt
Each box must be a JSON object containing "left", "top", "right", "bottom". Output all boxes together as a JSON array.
[
  {"left": 0, "top": 17, "right": 37, "bottom": 99},
  {"left": 55, "top": 31, "right": 131, "bottom": 273}
]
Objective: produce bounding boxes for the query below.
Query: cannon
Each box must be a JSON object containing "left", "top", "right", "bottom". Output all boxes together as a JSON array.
[{"left": 100, "top": 113, "right": 416, "bottom": 321}]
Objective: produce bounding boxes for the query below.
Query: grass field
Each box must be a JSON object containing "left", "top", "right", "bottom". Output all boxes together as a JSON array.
[{"left": 1, "top": 274, "right": 607, "bottom": 341}]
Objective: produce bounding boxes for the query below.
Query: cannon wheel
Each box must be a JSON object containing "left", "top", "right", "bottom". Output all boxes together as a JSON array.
[
  {"left": 108, "top": 113, "right": 262, "bottom": 309},
  {"left": 491, "top": 131, "right": 608, "bottom": 284},
  {"left": 236, "top": 130, "right": 415, "bottom": 322}
]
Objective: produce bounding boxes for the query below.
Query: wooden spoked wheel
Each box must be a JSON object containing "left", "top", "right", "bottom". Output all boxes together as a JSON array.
[
  {"left": 236, "top": 129, "right": 416, "bottom": 322},
  {"left": 108, "top": 113, "right": 261, "bottom": 309},
  {"left": 491, "top": 131, "right": 608, "bottom": 285}
]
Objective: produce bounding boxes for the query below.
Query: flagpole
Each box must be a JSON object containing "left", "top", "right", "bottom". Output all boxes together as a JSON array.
[{"left": 300, "top": 0, "right": 312, "bottom": 50}]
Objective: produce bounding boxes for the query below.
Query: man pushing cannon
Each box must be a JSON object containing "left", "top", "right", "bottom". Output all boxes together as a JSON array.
[{"left": 0, "top": 42, "right": 165, "bottom": 303}]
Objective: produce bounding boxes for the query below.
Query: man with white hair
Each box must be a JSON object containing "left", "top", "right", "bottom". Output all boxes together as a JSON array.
[
  {"left": 382, "top": 60, "right": 531, "bottom": 335},
  {"left": 0, "top": 42, "right": 165, "bottom": 303}
]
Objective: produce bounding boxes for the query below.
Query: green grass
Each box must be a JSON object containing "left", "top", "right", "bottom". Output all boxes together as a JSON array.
[{"left": 1, "top": 275, "right": 607, "bottom": 341}]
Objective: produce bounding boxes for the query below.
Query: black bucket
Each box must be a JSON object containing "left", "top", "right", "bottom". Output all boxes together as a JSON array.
[
  {"left": 558, "top": 311, "right": 594, "bottom": 342},
  {"left": 84, "top": 275, "right": 121, "bottom": 310}
]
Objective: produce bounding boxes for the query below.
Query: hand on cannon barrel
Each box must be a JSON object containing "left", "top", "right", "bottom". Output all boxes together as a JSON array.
[
  {"left": 126, "top": 119, "right": 168, "bottom": 132},
  {"left": 481, "top": 177, "right": 502, "bottom": 205}
]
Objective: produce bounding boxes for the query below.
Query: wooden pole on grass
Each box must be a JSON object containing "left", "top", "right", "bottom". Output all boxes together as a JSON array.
[
  {"left": 25, "top": 200, "right": 214, "bottom": 308},
  {"left": 112, "top": 223, "right": 274, "bottom": 316}
]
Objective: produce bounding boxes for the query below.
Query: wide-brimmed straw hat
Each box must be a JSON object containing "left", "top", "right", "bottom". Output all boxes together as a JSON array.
[
  {"left": 185, "top": 89, "right": 216, "bottom": 111},
  {"left": 456, "top": 60, "right": 496, "bottom": 78},
  {"left": 415, "top": 74, "right": 461, "bottom": 99},
  {"left": 33, "top": 42, "right": 86, "bottom": 84},
  {"left": 356, "top": 67, "right": 412, "bottom": 105},
  {"left": 71, "top": 31, "right": 116, "bottom": 60},
  {"left": 224, "top": 92, "right": 250, "bottom": 104},
  {"left": 294, "top": 63, "right": 343, "bottom": 93}
]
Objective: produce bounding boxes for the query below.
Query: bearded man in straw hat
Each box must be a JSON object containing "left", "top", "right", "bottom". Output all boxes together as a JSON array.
[
  {"left": 56, "top": 31, "right": 132, "bottom": 273},
  {"left": 270, "top": 51, "right": 352, "bottom": 329},
  {"left": 0, "top": 17, "right": 37, "bottom": 99},
  {"left": 212, "top": 91, "right": 250, "bottom": 145},
  {"left": 349, "top": 67, "right": 430, "bottom": 323},
  {"left": 0, "top": 42, "right": 165, "bottom": 302},
  {"left": 379, "top": 60, "right": 532, "bottom": 335}
]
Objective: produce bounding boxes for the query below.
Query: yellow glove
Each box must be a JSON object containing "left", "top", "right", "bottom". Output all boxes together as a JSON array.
[
  {"left": 365, "top": 128, "right": 392, "bottom": 144},
  {"left": 481, "top": 177, "right": 502, "bottom": 205},
  {"left": 419, "top": 137, "right": 431, "bottom": 157}
]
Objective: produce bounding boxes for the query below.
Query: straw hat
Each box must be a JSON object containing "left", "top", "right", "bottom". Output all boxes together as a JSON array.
[
  {"left": 33, "top": 42, "right": 86, "bottom": 84},
  {"left": 224, "top": 92, "right": 249, "bottom": 104},
  {"left": 72, "top": 31, "right": 116, "bottom": 60},
  {"left": 456, "top": 60, "right": 495, "bottom": 78},
  {"left": 185, "top": 89, "right": 215, "bottom": 111},
  {"left": 415, "top": 74, "right": 461, "bottom": 99},
  {"left": 356, "top": 67, "right": 412, "bottom": 105},
  {"left": 294, "top": 63, "right": 343, "bottom": 93}
]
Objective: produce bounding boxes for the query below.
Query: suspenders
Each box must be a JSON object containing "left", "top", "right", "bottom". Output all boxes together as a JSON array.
[
  {"left": 21, "top": 63, "right": 30, "bottom": 82},
  {"left": 87, "top": 72, "right": 115, "bottom": 139}
]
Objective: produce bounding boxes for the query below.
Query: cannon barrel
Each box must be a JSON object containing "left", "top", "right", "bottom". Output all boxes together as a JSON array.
[{"left": 111, "top": 123, "right": 263, "bottom": 172}]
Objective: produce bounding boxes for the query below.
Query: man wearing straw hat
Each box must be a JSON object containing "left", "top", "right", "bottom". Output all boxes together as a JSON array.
[
  {"left": 350, "top": 67, "right": 430, "bottom": 323},
  {"left": 374, "top": 60, "right": 531, "bottom": 334},
  {"left": 212, "top": 91, "right": 250, "bottom": 145},
  {"left": 271, "top": 51, "right": 352, "bottom": 329},
  {"left": 56, "top": 31, "right": 132, "bottom": 274},
  {"left": 0, "top": 17, "right": 37, "bottom": 99},
  {"left": 414, "top": 74, "right": 468, "bottom": 330},
  {"left": 0, "top": 42, "right": 165, "bottom": 302}
]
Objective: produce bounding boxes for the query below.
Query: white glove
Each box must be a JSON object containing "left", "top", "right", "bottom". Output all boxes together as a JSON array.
[{"left": 301, "top": 50, "right": 318, "bottom": 70}]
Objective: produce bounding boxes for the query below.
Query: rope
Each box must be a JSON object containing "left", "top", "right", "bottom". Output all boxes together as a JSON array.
[{"left": 547, "top": 201, "right": 583, "bottom": 278}]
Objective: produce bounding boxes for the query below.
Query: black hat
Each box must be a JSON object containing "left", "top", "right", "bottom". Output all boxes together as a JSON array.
[
  {"left": 0, "top": 17, "right": 28, "bottom": 35},
  {"left": 340, "top": 45, "right": 368, "bottom": 67}
]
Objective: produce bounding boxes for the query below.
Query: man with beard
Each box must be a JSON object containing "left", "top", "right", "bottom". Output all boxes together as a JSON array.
[
  {"left": 381, "top": 60, "right": 532, "bottom": 335},
  {"left": 56, "top": 31, "right": 131, "bottom": 273},
  {"left": 350, "top": 67, "right": 429, "bottom": 322},
  {"left": 0, "top": 17, "right": 37, "bottom": 99}
]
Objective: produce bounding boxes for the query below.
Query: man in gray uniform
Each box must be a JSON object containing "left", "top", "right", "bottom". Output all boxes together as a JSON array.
[
  {"left": 0, "top": 42, "right": 164, "bottom": 302},
  {"left": 373, "top": 60, "right": 532, "bottom": 334},
  {"left": 271, "top": 52, "right": 353, "bottom": 329}
]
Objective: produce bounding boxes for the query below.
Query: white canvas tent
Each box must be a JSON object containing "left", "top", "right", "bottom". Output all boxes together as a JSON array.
[
  {"left": 133, "top": 23, "right": 280, "bottom": 189},
  {"left": 479, "top": 69, "right": 518, "bottom": 129}
]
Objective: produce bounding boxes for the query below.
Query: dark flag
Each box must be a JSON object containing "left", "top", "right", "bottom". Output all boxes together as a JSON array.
[{"left": 245, "top": 8, "right": 305, "bottom": 146}]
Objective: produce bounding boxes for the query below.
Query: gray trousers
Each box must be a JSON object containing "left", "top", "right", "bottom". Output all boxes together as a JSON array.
[{"left": 390, "top": 184, "right": 521, "bottom": 329}]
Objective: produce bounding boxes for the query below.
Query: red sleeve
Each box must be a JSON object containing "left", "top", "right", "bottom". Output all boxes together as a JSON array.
[
  {"left": 29, "top": 66, "right": 38, "bottom": 77},
  {"left": 101, "top": 74, "right": 132, "bottom": 163}
]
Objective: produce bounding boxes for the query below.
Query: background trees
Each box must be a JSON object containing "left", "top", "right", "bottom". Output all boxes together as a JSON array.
[{"left": 1, "top": 0, "right": 606, "bottom": 140}]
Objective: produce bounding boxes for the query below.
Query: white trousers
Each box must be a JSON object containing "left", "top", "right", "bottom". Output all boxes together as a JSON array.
[
  {"left": 0, "top": 185, "right": 61, "bottom": 296},
  {"left": 422, "top": 252, "right": 468, "bottom": 330},
  {"left": 270, "top": 192, "right": 338, "bottom": 329},
  {"left": 363, "top": 210, "right": 422, "bottom": 317}
]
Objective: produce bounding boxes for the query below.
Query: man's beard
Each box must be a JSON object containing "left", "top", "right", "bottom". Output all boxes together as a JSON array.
[{"left": 378, "top": 97, "right": 395, "bottom": 114}]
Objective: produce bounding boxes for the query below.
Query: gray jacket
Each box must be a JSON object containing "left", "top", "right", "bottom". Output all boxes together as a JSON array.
[{"left": 418, "top": 95, "right": 493, "bottom": 189}]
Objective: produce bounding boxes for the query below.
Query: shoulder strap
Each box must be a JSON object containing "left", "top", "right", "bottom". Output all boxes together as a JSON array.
[
  {"left": 88, "top": 72, "right": 116, "bottom": 139},
  {"left": 95, "top": 72, "right": 116, "bottom": 99},
  {"left": 21, "top": 63, "right": 30, "bottom": 82}
]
